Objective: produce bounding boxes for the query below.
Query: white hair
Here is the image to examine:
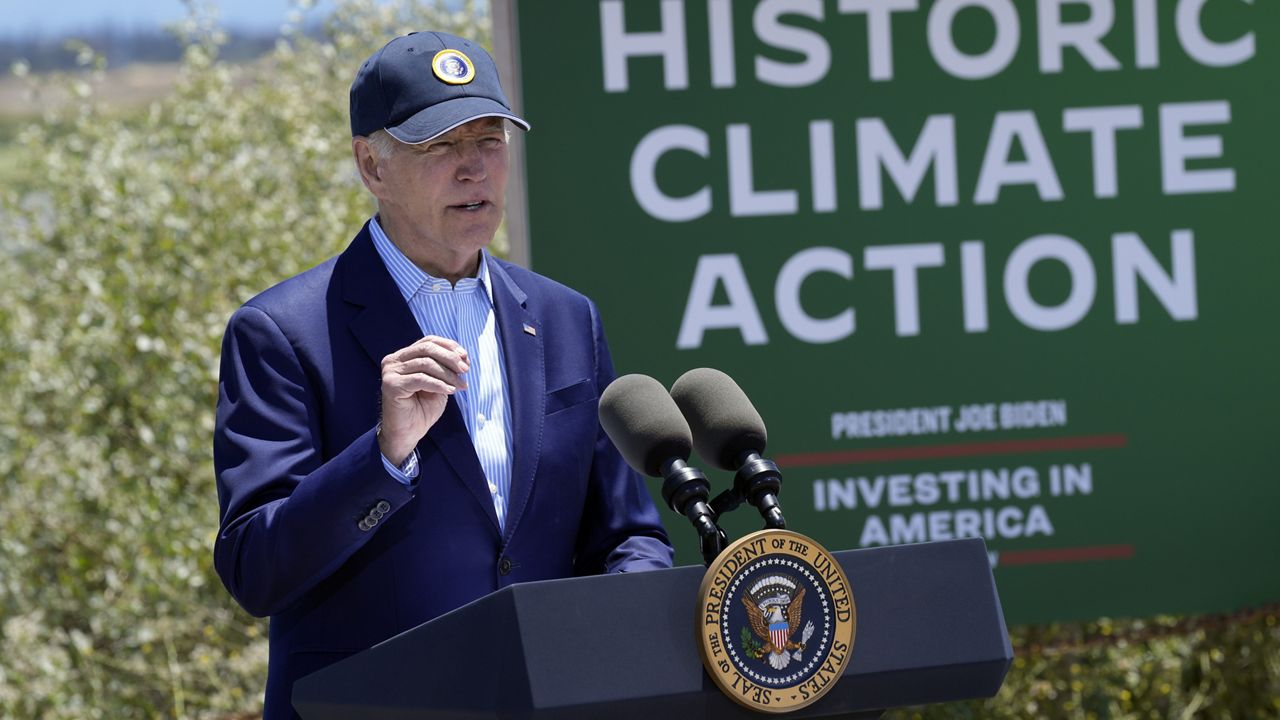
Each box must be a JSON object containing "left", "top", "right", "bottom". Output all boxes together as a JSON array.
[
  {"left": 362, "top": 118, "right": 513, "bottom": 162},
  {"left": 364, "top": 128, "right": 403, "bottom": 162}
]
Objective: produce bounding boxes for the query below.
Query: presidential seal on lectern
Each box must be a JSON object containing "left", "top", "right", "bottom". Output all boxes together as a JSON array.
[{"left": 698, "top": 529, "right": 856, "bottom": 713}]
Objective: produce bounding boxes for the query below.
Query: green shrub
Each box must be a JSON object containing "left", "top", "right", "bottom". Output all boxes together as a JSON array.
[
  {"left": 888, "top": 609, "right": 1280, "bottom": 720},
  {"left": 0, "top": 2, "right": 486, "bottom": 717}
]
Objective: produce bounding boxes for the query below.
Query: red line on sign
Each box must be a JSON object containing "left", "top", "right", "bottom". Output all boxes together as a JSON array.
[
  {"left": 774, "top": 434, "right": 1128, "bottom": 468},
  {"left": 999, "top": 544, "right": 1135, "bottom": 567}
]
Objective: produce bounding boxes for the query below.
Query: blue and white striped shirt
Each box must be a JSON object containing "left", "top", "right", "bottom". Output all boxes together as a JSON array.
[{"left": 370, "top": 216, "right": 515, "bottom": 530}]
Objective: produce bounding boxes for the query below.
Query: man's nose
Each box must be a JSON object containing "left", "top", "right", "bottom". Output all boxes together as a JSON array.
[{"left": 455, "top": 141, "right": 487, "bottom": 181}]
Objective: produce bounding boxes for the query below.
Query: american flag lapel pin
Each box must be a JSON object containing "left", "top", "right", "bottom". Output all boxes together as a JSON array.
[{"left": 522, "top": 323, "right": 537, "bottom": 336}]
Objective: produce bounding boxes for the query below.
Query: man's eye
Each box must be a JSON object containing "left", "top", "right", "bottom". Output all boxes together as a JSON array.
[
  {"left": 424, "top": 142, "right": 452, "bottom": 155},
  {"left": 479, "top": 137, "right": 504, "bottom": 149}
]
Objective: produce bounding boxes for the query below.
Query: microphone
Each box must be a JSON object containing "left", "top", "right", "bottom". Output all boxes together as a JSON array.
[
  {"left": 599, "top": 374, "right": 727, "bottom": 564},
  {"left": 670, "top": 368, "right": 786, "bottom": 530}
]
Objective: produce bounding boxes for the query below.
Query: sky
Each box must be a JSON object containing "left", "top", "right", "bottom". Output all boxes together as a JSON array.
[{"left": 0, "top": 0, "right": 342, "bottom": 38}]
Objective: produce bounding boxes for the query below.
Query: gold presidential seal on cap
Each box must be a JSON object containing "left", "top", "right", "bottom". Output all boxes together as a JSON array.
[
  {"left": 697, "top": 529, "right": 856, "bottom": 713},
  {"left": 431, "top": 49, "right": 475, "bottom": 85}
]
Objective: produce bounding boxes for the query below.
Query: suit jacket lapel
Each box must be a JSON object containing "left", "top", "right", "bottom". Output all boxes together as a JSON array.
[
  {"left": 489, "top": 259, "right": 543, "bottom": 541},
  {"left": 340, "top": 224, "right": 501, "bottom": 533}
]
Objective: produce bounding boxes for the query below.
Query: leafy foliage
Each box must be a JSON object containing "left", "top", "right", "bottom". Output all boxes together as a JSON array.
[
  {"left": 887, "top": 609, "right": 1280, "bottom": 720},
  {"left": 0, "top": 2, "right": 487, "bottom": 717},
  {"left": 741, "top": 624, "right": 764, "bottom": 660},
  {"left": 0, "top": 1, "right": 1276, "bottom": 718}
]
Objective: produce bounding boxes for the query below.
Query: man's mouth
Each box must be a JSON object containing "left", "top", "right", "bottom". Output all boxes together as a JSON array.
[{"left": 452, "top": 201, "right": 488, "bottom": 212}]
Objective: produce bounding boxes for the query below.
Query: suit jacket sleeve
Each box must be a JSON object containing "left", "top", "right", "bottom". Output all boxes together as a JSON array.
[
  {"left": 213, "top": 304, "right": 413, "bottom": 618},
  {"left": 572, "top": 299, "right": 675, "bottom": 575}
]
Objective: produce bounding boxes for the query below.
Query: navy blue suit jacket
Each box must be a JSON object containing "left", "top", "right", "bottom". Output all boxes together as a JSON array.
[{"left": 213, "top": 224, "right": 673, "bottom": 719}]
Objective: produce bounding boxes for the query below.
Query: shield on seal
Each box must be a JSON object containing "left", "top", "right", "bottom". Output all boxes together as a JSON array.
[{"left": 770, "top": 621, "right": 789, "bottom": 650}]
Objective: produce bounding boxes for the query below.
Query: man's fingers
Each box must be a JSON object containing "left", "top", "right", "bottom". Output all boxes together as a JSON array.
[
  {"left": 383, "top": 336, "right": 470, "bottom": 372},
  {"left": 423, "top": 335, "right": 467, "bottom": 356},
  {"left": 385, "top": 372, "right": 459, "bottom": 398},
  {"left": 389, "top": 357, "right": 468, "bottom": 390},
  {"left": 409, "top": 335, "right": 468, "bottom": 360},
  {"left": 384, "top": 339, "right": 467, "bottom": 369},
  {"left": 380, "top": 334, "right": 472, "bottom": 415}
]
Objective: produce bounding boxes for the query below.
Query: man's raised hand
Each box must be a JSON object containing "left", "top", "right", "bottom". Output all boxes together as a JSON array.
[{"left": 378, "top": 336, "right": 469, "bottom": 465}]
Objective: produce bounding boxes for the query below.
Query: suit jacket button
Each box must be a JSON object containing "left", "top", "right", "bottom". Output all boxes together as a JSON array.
[
  {"left": 358, "top": 519, "right": 371, "bottom": 532},
  {"left": 499, "top": 557, "right": 513, "bottom": 575},
  {"left": 375, "top": 500, "right": 391, "bottom": 514}
]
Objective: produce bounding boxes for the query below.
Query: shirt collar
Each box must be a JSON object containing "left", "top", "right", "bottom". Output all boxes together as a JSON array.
[{"left": 368, "top": 215, "right": 494, "bottom": 304}]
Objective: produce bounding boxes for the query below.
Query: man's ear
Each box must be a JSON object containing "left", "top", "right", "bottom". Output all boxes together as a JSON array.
[{"left": 352, "top": 137, "right": 383, "bottom": 194}]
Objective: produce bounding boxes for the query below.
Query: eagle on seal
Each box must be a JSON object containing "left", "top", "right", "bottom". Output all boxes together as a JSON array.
[{"left": 742, "top": 588, "right": 813, "bottom": 670}]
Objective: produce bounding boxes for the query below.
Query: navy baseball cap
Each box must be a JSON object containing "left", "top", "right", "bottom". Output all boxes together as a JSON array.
[{"left": 350, "top": 31, "right": 530, "bottom": 144}]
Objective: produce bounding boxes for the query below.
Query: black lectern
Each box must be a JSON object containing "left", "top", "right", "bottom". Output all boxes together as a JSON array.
[{"left": 293, "top": 537, "right": 1011, "bottom": 719}]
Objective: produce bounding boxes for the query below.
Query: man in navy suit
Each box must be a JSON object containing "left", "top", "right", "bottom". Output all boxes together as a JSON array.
[{"left": 213, "top": 31, "right": 673, "bottom": 719}]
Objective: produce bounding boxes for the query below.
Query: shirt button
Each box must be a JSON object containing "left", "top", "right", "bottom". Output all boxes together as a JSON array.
[
  {"left": 477, "top": 413, "right": 487, "bottom": 427},
  {"left": 488, "top": 481, "right": 498, "bottom": 493}
]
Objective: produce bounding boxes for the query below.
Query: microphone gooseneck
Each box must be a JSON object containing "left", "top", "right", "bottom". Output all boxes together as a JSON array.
[
  {"left": 732, "top": 451, "right": 785, "bottom": 530},
  {"left": 659, "top": 457, "right": 725, "bottom": 564}
]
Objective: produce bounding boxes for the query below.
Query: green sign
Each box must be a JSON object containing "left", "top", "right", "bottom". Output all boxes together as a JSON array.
[{"left": 504, "top": 0, "right": 1279, "bottom": 624}]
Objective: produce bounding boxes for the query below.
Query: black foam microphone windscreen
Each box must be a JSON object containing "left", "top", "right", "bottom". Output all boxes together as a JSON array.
[
  {"left": 670, "top": 368, "right": 768, "bottom": 472},
  {"left": 599, "top": 374, "right": 694, "bottom": 477}
]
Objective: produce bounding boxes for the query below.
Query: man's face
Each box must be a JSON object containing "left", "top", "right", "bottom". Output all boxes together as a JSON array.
[{"left": 376, "top": 117, "right": 509, "bottom": 260}]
